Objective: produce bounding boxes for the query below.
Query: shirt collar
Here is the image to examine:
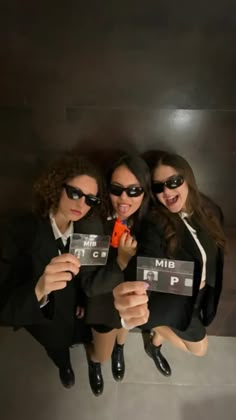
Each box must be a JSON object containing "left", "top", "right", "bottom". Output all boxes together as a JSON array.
[
  {"left": 49, "top": 212, "right": 74, "bottom": 242},
  {"left": 179, "top": 211, "right": 189, "bottom": 220},
  {"left": 179, "top": 211, "right": 196, "bottom": 233}
]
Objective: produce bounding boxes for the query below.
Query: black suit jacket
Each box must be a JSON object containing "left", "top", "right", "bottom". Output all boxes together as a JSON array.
[
  {"left": 138, "top": 209, "right": 224, "bottom": 331},
  {"left": 0, "top": 213, "right": 123, "bottom": 348},
  {"left": 85, "top": 219, "right": 136, "bottom": 328}
]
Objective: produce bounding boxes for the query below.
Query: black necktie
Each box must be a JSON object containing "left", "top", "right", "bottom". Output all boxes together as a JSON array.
[
  {"left": 56, "top": 237, "right": 74, "bottom": 280},
  {"left": 56, "top": 237, "right": 70, "bottom": 254}
]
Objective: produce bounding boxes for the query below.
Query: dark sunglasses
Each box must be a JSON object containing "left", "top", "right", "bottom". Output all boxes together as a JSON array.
[
  {"left": 63, "top": 184, "right": 101, "bottom": 207},
  {"left": 109, "top": 184, "right": 144, "bottom": 197},
  {"left": 152, "top": 175, "right": 184, "bottom": 194}
]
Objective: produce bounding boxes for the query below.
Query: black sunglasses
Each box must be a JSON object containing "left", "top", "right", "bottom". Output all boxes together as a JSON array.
[
  {"left": 63, "top": 184, "right": 101, "bottom": 207},
  {"left": 109, "top": 184, "right": 144, "bottom": 197},
  {"left": 152, "top": 175, "right": 184, "bottom": 194}
]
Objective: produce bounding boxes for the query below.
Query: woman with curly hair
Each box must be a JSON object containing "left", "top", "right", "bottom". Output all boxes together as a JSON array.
[{"left": 0, "top": 153, "right": 106, "bottom": 388}]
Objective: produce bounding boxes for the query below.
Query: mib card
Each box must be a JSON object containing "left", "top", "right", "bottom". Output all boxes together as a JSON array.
[
  {"left": 137, "top": 256, "right": 194, "bottom": 296},
  {"left": 69, "top": 234, "right": 110, "bottom": 266}
]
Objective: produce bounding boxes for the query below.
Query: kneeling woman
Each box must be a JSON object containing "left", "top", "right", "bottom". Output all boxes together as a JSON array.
[{"left": 138, "top": 151, "right": 225, "bottom": 376}]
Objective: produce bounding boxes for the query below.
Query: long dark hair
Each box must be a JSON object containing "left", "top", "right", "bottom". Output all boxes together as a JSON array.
[
  {"left": 107, "top": 154, "right": 151, "bottom": 231},
  {"left": 146, "top": 150, "right": 226, "bottom": 253},
  {"left": 32, "top": 153, "right": 105, "bottom": 218}
]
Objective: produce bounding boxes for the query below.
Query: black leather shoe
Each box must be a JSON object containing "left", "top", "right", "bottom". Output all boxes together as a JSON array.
[
  {"left": 59, "top": 366, "right": 75, "bottom": 388},
  {"left": 111, "top": 343, "right": 125, "bottom": 381},
  {"left": 145, "top": 342, "right": 172, "bottom": 376},
  {"left": 88, "top": 360, "right": 104, "bottom": 396}
]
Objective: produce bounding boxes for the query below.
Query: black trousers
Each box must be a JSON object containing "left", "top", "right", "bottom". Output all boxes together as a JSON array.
[{"left": 45, "top": 347, "right": 71, "bottom": 369}]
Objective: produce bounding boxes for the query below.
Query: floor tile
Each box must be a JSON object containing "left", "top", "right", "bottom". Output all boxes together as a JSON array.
[{"left": 1, "top": 328, "right": 236, "bottom": 420}]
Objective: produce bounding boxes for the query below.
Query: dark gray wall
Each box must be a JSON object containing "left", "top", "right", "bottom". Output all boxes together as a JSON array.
[{"left": 0, "top": 1, "right": 235, "bottom": 335}]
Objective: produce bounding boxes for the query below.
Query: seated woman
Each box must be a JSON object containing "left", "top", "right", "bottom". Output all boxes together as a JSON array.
[{"left": 0, "top": 153, "right": 105, "bottom": 388}]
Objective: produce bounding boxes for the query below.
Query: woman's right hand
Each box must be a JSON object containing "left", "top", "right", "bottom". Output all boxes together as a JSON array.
[
  {"left": 113, "top": 281, "right": 150, "bottom": 328},
  {"left": 35, "top": 253, "right": 80, "bottom": 302}
]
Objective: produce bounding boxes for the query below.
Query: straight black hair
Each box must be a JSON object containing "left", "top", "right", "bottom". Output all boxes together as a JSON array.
[{"left": 107, "top": 154, "right": 151, "bottom": 230}]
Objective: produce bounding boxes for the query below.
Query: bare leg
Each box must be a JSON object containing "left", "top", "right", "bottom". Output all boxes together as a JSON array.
[
  {"left": 152, "top": 326, "right": 208, "bottom": 356},
  {"left": 91, "top": 328, "right": 117, "bottom": 363},
  {"left": 116, "top": 327, "right": 129, "bottom": 345},
  {"left": 88, "top": 329, "right": 118, "bottom": 396},
  {"left": 183, "top": 335, "right": 208, "bottom": 356}
]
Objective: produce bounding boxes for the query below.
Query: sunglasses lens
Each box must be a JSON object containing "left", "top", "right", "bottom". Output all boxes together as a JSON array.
[
  {"left": 109, "top": 184, "right": 144, "bottom": 197},
  {"left": 167, "top": 175, "right": 184, "bottom": 189},
  {"left": 65, "top": 185, "right": 83, "bottom": 200},
  {"left": 64, "top": 184, "right": 100, "bottom": 207},
  {"left": 109, "top": 184, "right": 123, "bottom": 196},
  {"left": 152, "top": 175, "right": 184, "bottom": 194},
  {"left": 126, "top": 186, "right": 144, "bottom": 197},
  {"left": 85, "top": 195, "right": 101, "bottom": 207}
]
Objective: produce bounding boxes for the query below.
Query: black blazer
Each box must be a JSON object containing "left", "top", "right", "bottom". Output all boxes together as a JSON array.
[
  {"left": 85, "top": 219, "right": 136, "bottom": 328},
  {"left": 0, "top": 213, "right": 123, "bottom": 348},
  {"left": 138, "top": 209, "right": 224, "bottom": 331}
]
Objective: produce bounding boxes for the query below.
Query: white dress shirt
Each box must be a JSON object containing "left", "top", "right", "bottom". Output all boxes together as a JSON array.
[{"left": 179, "top": 212, "right": 207, "bottom": 283}]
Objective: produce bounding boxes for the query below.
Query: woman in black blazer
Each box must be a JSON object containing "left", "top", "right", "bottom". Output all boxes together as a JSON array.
[
  {"left": 86, "top": 155, "right": 151, "bottom": 396},
  {"left": 137, "top": 151, "right": 226, "bottom": 377},
  {"left": 0, "top": 153, "right": 106, "bottom": 388}
]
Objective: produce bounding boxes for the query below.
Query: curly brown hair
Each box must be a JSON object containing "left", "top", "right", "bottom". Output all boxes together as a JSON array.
[
  {"left": 32, "top": 153, "right": 106, "bottom": 218},
  {"left": 146, "top": 151, "right": 226, "bottom": 255}
]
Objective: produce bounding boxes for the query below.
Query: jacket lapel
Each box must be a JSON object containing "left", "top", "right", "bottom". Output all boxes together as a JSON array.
[
  {"left": 175, "top": 218, "right": 203, "bottom": 264},
  {"left": 32, "top": 217, "right": 59, "bottom": 280}
]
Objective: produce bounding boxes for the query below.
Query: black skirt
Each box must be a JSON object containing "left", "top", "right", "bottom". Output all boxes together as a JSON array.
[
  {"left": 171, "top": 287, "right": 207, "bottom": 342},
  {"left": 141, "top": 287, "right": 207, "bottom": 343}
]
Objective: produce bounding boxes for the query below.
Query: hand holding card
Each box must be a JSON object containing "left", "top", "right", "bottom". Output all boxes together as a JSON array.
[{"left": 110, "top": 218, "right": 130, "bottom": 248}]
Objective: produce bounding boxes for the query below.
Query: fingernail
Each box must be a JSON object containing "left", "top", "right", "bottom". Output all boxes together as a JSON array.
[{"left": 144, "top": 282, "right": 150, "bottom": 289}]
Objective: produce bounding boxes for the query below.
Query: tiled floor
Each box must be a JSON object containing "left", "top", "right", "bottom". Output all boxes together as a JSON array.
[{"left": 0, "top": 327, "right": 235, "bottom": 420}]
